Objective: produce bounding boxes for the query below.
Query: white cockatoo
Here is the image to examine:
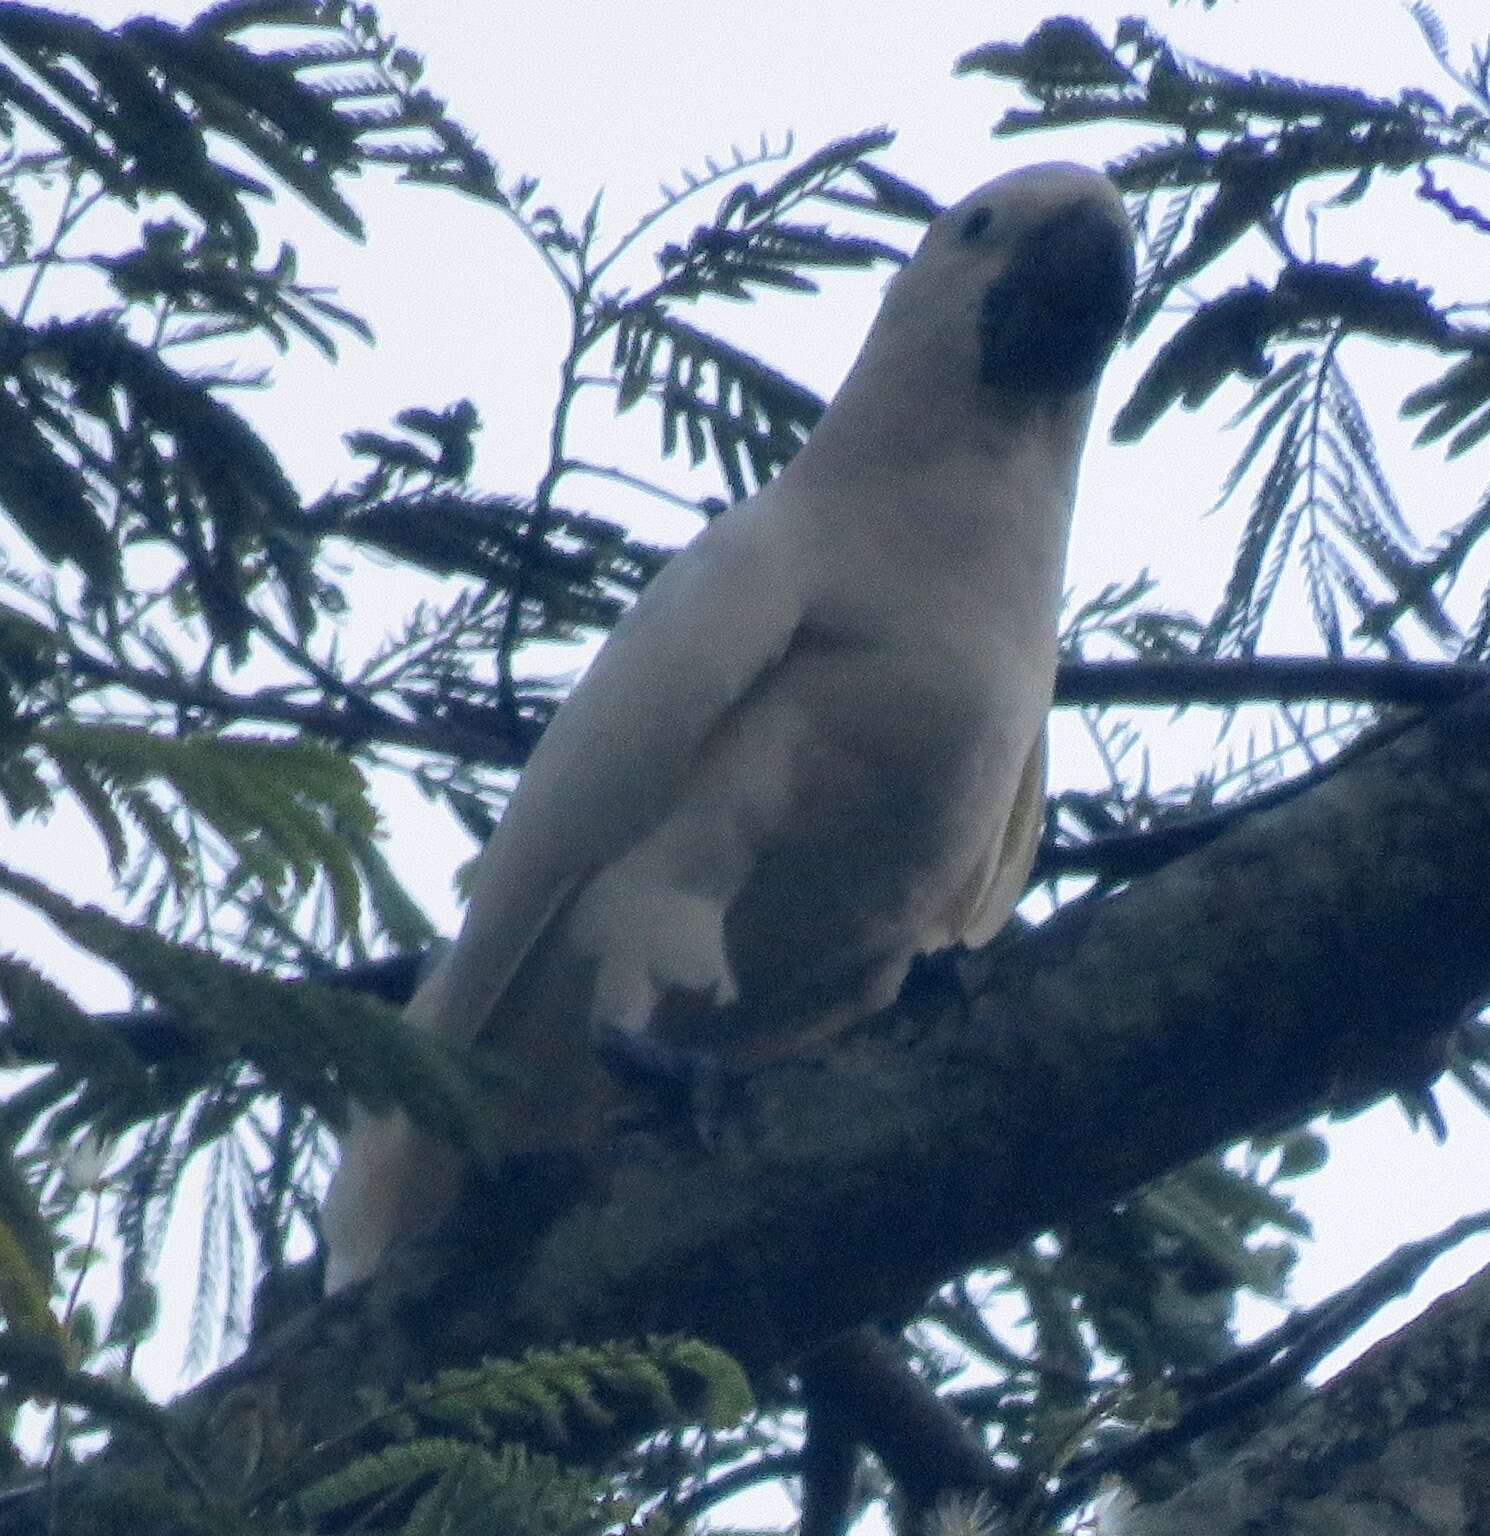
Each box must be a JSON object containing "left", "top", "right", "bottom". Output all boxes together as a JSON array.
[{"left": 323, "top": 162, "right": 1135, "bottom": 1290}]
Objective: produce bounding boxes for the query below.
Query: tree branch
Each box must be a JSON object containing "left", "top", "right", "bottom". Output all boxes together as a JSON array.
[
  {"left": 800, "top": 1329, "right": 1018, "bottom": 1524},
  {"left": 64, "top": 651, "right": 537, "bottom": 767},
  {"left": 1035, "top": 705, "right": 1422, "bottom": 881},
  {"left": 1054, "top": 656, "right": 1487, "bottom": 710},
  {"left": 1046, "top": 1207, "right": 1490, "bottom": 1522},
  {"left": 55, "top": 653, "right": 1485, "bottom": 794},
  {"left": 1115, "top": 1260, "right": 1490, "bottom": 1534},
  {"left": 13, "top": 685, "right": 1490, "bottom": 1530}
]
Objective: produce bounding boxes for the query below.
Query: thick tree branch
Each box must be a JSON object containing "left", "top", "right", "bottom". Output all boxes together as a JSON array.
[
  {"left": 1048, "top": 1208, "right": 1490, "bottom": 1521},
  {"left": 800, "top": 1329, "right": 1015, "bottom": 1524},
  {"left": 13, "top": 685, "right": 1490, "bottom": 1530},
  {"left": 1118, "top": 1260, "right": 1490, "bottom": 1534}
]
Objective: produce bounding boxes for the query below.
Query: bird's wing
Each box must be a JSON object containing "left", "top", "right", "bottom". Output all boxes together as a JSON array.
[
  {"left": 954, "top": 723, "right": 1048, "bottom": 950},
  {"left": 426, "top": 498, "right": 806, "bottom": 1045}
]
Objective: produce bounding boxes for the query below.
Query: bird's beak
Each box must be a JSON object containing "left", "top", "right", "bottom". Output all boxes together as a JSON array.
[{"left": 978, "top": 198, "right": 1136, "bottom": 395}]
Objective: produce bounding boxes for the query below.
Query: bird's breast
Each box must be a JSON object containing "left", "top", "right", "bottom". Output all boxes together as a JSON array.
[{"left": 569, "top": 623, "right": 1041, "bottom": 1055}]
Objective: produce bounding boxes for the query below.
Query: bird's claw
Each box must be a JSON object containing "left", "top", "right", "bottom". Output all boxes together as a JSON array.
[
  {"left": 593, "top": 1024, "right": 731, "bottom": 1150},
  {"left": 905, "top": 946, "right": 973, "bottom": 1000}
]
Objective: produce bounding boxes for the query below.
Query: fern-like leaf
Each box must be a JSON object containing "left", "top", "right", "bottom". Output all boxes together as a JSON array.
[
  {"left": 34, "top": 723, "right": 375, "bottom": 933},
  {"left": 613, "top": 308, "right": 823, "bottom": 497},
  {"left": 0, "top": 861, "right": 482, "bottom": 1145}
]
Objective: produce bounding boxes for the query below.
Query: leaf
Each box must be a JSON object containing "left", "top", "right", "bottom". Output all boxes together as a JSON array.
[
  {"left": 1405, "top": 353, "right": 1490, "bottom": 456},
  {"left": 1207, "top": 411, "right": 1302, "bottom": 653},
  {"left": 1213, "top": 355, "right": 1309, "bottom": 508},
  {"left": 1137, "top": 1183, "right": 1289, "bottom": 1296},
  {"left": 0, "top": 385, "right": 116, "bottom": 589},
  {"left": 612, "top": 308, "right": 823, "bottom": 496},
  {"left": 1448, "top": 404, "right": 1490, "bottom": 457},
  {"left": 0, "top": 1145, "right": 56, "bottom": 1332},
  {"left": 1273, "top": 1129, "right": 1330, "bottom": 1180},
  {"left": 0, "top": 953, "right": 156, "bottom": 1124},
  {"left": 34, "top": 724, "right": 376, "bottom": 934},
  {"left": 830, "top": 160, "right": 941, "bottom": 224},
  {"left": 957, "top": 18, "right": 1131, "bottom": 90},
  {"left": 1408, "top": 1, "right": 1452, "bottom": 68},
  {"left": 654, "top": 217, "right": 904, "bottom": 309},
  {"left": 0, "top": 861, "right": 480, "bottom": 1140},
  {"left": 333, "top": 817, "right": 437, "bottom": 951},
  {"left": 0, "top": 55, "right": 131, "bottom": 194},
  {"left": 743, "top": 127, "right": 896, "bottom": 216},
  {"left": 1117, "top": 264, "right": 1458, "bottom": 443},
  {"left": 18, "top": 313, "right": 310, "bottom": 653}
]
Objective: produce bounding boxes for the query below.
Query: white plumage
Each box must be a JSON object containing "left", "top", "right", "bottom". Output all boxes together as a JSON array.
[{"left": 323, "top": 162, "right": 1135, "bottom": 1290}]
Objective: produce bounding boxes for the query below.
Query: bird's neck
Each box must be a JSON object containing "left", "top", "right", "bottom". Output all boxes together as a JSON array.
[{"left": 784, "top": 377, "right": 1098, "bottom": 584}]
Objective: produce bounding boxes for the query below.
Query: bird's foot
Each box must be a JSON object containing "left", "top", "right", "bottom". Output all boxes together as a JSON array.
[
  {"left": 905, "top": 945, "right": 973, "bottom": 1000},
  {"left": 593, "top": 1024, "right": 731, "bottom": 1150}
]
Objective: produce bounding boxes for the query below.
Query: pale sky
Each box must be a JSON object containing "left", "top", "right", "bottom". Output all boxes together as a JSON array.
[{"left": 14, "top": 0, "right": 1490, "bottom": 1408}]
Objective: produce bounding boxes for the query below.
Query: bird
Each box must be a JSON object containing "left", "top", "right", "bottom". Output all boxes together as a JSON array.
[{"left": 322, "top": 160, "right": 1136, "bottom": 1291}]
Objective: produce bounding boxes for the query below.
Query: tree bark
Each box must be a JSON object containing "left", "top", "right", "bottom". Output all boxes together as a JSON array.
[
  {"left": 1124, "top": 1263, "right": 1490, "bottom": 1535},
  {"left": 10, "top": 686, "right": 1490, "bottom": 1529}
]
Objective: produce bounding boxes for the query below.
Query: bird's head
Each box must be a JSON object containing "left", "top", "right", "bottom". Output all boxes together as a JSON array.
[
  {"left": 785, "top": 162, "right": 1135, "bottom": 512},
  {"left": 897, "top": 161, "right": 1136, "bottom": 401}
]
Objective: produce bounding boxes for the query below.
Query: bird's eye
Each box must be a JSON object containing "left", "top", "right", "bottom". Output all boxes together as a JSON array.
[{"left": 959, "top": 207, "right": 993, "bottom": 243}]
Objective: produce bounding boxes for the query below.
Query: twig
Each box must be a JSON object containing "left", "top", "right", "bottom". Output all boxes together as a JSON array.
[
  {"left": 1417, "top": 166, "right": 1490, "bottom": 235},
  {"left": 1054, "top": 656, "right": 1486, "bottom": 710},
  {"left": 64, "top": 651, "right": 535, "bottom": 768},
  {"left": 1035, "top": 707, "right": 1425, "bottom": 882},
  {"left": 667, "top": 1451, "right": 806, "bottom": 1527},
  {"left": 556, "top": 457, "right": 710, "bottom": 516}
]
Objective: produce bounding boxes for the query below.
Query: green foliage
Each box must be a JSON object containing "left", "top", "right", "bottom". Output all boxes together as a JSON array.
[
  {"left": 1405, "top": 347, "right": 1490, "bottom": 457},
  {"left": 609, "top": 128, "right": 914, "bottom": 500},
  {"left": 960, "top": 10, "right": 1490, "bottom": 657},
  {"left": 0, "top": 859, "right": 487, "bottom": 1138},
  {"left": 400, "top": 1338, "right": 754, "bottom": 1449},
  {"left": 298, "top": 1440, "right": 614, "bottom": 1536},
  {"left": 292, "top": 1339, "right": 751, "bottom": 1534},
  {"left": 0, "top": 1206, "right": 57, "bottom": 1341},
  {"left": 23, "top": 722, "right": 376, "bottom": 922},
  {"left": 0, "top": 1328, "right": 173, "bottom": 1444},
  {"left": 0, "top": 2, "right": 1487, "bottom": 1533},
  {"left": 0, "top": 0, "right": 462, "bottom": 656},
  {"left": 916, "top": 1146, "right": 1306, "bottom": 1497},
  {"left": 1198, "top": 340, "right": 1455, "bottom": 656}
]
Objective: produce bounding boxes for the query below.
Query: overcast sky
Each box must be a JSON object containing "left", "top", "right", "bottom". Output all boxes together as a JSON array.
[{"left": 18, "top": 0, "right": 1490, "bottom": 1400}]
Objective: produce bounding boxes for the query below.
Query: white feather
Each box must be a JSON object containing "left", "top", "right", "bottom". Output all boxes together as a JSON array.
[{"left": 323, "top": 162, "right": 1133, "bottom": 1290}]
